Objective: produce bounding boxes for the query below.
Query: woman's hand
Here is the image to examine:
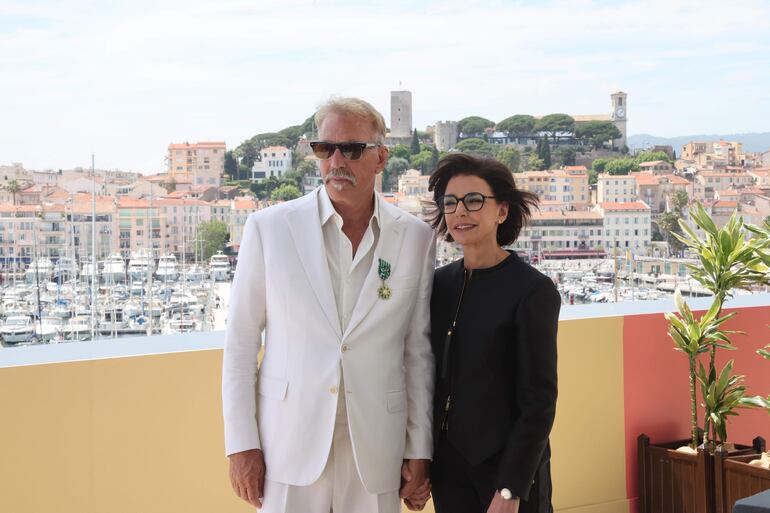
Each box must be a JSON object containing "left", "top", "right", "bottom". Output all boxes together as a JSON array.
[
  {"left": 486, "top": 491, "right": 520, "bottom": 513},
  {"left": 403, "top": 478, "right": 431, "bottom": 511}
]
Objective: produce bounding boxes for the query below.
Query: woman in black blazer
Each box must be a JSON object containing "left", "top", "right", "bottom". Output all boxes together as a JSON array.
[{"left": 408, "top": 153, "right": 561, "bottom": 513}]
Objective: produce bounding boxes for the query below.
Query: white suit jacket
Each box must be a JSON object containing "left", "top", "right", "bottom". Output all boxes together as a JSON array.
[{"left": 222, "top": 187, "right": 435, "bottom": 494}]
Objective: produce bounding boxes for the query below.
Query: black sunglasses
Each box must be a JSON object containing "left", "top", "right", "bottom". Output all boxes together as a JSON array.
[
  {"left": 309, "top": 141, "right": 380, "bottom": 161},
  {"left": 437, "top": 192, "right": 496, "bottom": 214}
]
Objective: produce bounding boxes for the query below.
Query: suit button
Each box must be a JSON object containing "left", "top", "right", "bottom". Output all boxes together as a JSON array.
[
  {"left": 342, "top": 345, "right": 349, "bottom": 352},
  {"left": 329, "top": 386, "right": 338, "bottom": 394}
]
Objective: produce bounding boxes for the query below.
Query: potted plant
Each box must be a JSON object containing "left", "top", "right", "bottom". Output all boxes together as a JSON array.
[
  {"left": 638, "top": 204, "right": 769, "bottom": 513},
  {"left": 713, "top": 344, "right": 770, "bottom": 513}
]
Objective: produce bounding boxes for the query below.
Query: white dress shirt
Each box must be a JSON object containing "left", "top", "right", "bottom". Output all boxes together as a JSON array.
[{"left": 319, "top": 186, "right": 380, "bottom": 333}]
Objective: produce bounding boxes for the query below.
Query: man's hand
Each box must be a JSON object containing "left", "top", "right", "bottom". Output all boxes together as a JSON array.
[
  {"left": 403, "top": 478, "right": 431, "bottom": 511},
  {"left": 486, "top": 491, "right": 520, "bottom": 513},
  {"left": 399, "top": 459, "right": 430, "bottom": 499},
  {"left": 228, "top": 448, "right": 266, "bottom": 508}
]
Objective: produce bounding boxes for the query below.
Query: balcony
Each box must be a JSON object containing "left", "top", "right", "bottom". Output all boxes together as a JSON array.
[{"left": 2, "top": 295, "right": 770, "bottom": 513}]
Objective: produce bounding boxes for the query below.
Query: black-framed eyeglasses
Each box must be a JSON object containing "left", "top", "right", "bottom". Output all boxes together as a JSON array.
[
  {"left": 437, "top": 192, "right": 496, "bottom": 214},
  {"left": 309, "top": 141, "right": 380, "bottom": 161}
]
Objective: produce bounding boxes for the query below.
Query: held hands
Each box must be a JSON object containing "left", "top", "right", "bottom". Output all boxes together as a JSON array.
[
  {"left": 486, "top": 491, "right": 520, "bottom": 513},
  {"left": 228, "top": 448, "right": 266, "bottom": 508},
  {"left": 400, "top": 459, "right": 431, "bottom": 510}
]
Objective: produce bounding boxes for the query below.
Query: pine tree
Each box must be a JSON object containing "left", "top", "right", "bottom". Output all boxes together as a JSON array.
[{"left": 410, "top": 129, "right": 421, "bottom": 155}]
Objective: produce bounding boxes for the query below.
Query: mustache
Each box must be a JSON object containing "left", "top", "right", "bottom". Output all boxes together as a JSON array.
[{"left": 324, "top": 167, "right": 357, "bottom": 186}]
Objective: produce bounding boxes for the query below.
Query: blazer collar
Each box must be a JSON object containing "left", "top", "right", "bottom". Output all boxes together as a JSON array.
[
  {"left": 342, "top": 194, "right": 406, "bottom": 340},
  {"left": 286, "top": 187, "right": 407, "bottom": 341}
]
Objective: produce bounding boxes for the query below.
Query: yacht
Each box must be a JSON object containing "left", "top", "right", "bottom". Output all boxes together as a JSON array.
[
  {"left": 80, "top": 258, "right": 98, "bottom": 282},
  {"left": 128, "top": 249, "right": 155, "bottom": 282},
  {"left": 1, "top": 315, "right": 36, "bottom": 345},
  {"left": 163, "top": 310, "right": 199, "bottom": 334},
  {"left": 36, "top": 316, "right": 64, "bottom": 342},
  {"left": 53, "top": 257, "right": 77, "bottom": 283},
  {"left": 155, "top": 253, "right": 179, "bottom": 282},
  {"left": 98, "top": 305, "right": 128, "bottom": 334},
  {"left": 65, "top": 315, "right": 92, "bottom": 341},
  {"left": 209, "top": 252, "right": 230, "bottom": 282},
  {"left": 101, "top": 254, "right": 126, "bottom": 284},
  {"left": 25, "top": 258, "right": 54, "bottom": 284},
  {"left": 185, "top": 264, "right": 208, "bottom": 283}
]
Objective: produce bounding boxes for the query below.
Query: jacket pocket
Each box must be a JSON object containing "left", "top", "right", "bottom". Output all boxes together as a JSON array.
[
  {"left": 386, "top": 390, "right": 407, "bottom": 413},
  {"left": 258, "top": 375, "right": 288, "bottom": 400}
]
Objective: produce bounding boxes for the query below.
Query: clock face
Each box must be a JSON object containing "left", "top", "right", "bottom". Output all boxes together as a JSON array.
[{"left": 615, "top": 107, "right": 626, "bottom": 118}]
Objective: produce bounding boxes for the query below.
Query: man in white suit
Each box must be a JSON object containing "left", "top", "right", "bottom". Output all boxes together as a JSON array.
[{"left": 222, "top": 97, "right": 435, "bottom": 513}]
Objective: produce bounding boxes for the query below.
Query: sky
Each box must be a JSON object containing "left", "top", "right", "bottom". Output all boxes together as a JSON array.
[{"left": 1, "top": 0, "right": 769, "bottom": 173}]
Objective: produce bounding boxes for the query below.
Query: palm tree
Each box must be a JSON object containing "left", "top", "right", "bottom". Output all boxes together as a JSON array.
[{"left": 7, "top": 179, "right": 20, "bottom": 206}]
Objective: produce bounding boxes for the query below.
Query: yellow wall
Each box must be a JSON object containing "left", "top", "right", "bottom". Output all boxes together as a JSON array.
[{"left": 0, "top": 319, "right": 629, "bottom": 513}]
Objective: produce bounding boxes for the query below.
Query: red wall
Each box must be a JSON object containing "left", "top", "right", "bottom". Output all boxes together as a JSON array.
[{"left": 622, "top": 304, "right": 770, "bottom": 512}]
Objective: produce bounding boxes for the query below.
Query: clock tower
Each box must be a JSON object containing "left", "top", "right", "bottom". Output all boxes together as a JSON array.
[{"left": 610, "top": 91, "right": 627, "bottom": 150}]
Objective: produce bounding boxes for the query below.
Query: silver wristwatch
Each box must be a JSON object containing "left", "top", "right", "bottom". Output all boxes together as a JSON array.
[{"left": 500, "top": 488, "right": 517, "bottom": 500}]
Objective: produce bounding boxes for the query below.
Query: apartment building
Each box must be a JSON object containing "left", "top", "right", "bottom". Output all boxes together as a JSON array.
[
  {"left": 167, "top": 141, "right": 226, "bottom": 187},
  {"left": 597, "top": 174, "right": 638, "bottom": 203},
  {"left": 518, "top": 169, "right": 590, "bottom": 210},
  {"left": 631, "top": 172, "right": 690, "bottom": 213},
  {"left": 251, "top": 146, "right": 293, "bottom": 182},
  {"left": 153, "top": 198, "right": 210, "bottom": 261},
  {"left": 512, "top": 210, "right": 605, "bottom": 255},
  {"left": 638, "top": 161, "right": 674, "bottom": 174},
  {"left": 398, "top": 169, "right": 430, "bottom": 197},
  {"left": 116, "top": 198, "right": 167, "bottom": 260},
  {"left": 596, "top": 201, "right": 652, "bottom": 251},
  {"left": 695, "top": 172, "right": 754, "bottom": 201}
]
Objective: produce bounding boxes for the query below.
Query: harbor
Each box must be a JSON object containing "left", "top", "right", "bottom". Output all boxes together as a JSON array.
[{"left": 1, "top": 250, "right": 232, "bottom": 347}]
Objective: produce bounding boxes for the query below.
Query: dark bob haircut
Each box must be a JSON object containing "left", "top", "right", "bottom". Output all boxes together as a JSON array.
[{"left": 428, "top": 153, "right": 539, "bottom": 246}]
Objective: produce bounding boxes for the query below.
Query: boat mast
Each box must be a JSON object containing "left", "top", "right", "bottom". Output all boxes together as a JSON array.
[{"left": 91, "top": 154, "right": 97, "bottom": 341}]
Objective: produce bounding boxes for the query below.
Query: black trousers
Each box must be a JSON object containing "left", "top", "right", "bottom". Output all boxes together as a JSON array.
[
  {"left": 431, "top": 436, "right": 500, "bottom": 513},
  {"left": 431, "top": 435, "right": 553, "bottom": 513}
]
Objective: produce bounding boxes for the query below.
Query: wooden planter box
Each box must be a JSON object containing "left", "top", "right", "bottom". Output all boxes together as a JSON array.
[
  {"left": 638, "top": 434, "right": 763, "bottom": 513},
  {"left": 714, "top": 439, "right": 770, "bottom": 513}
]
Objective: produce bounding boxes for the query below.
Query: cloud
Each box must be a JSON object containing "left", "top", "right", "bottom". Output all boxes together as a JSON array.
[{"left": 1, "top": 0, "right": 769, "bottom": 170}]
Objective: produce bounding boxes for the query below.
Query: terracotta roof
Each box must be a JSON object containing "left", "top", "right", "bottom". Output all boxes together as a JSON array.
[
  {"left": 0, "top": 204, "right": 42, "bottom": 213},
  {"left": 599, "top": 201, "right": 651, "bottom": 211},
  {"left": 262, "top": 146, "right": 290, "bottom": 152},
  {"left": 713, "top": 201, "right": 738, "bottom": 208},
  {"left": 233, "top": 200, "right": 257, "bottom": 210},
  {"left": 563, "top": 165, "right": 588, "bottom": 172},
  {"left": 632, "top": 173, "right": 689, "bottom": 186},
  {"left": 118, "top": 198, "right": 151, "bottom": 208},
  {"left": 699, "top": 172, "right": 751, "bottom": 178},
  {"left": 169, "top": 141, "right": 225, "bottom": 150},
  {"left": 639, "top": 161, "right": 670, "bottom": 167},
  {"left": 155, "top": 198, "right": 209, "bottom": 207},
  {"left": 531, "top": 210, "right": 603, "bottom": 220}
]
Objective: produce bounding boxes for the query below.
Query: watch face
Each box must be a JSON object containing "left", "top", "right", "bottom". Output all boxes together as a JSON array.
[{"left": 615, "top": 107, "right": 625, "bottom": 118}]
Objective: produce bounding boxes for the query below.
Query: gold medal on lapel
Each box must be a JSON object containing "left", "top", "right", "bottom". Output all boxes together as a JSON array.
[
  {"left": 378, "top": 284, "right": 392, "bottom": 300},
  {"left": 377, "top": 258, "right": 392, "bottom": 300}
]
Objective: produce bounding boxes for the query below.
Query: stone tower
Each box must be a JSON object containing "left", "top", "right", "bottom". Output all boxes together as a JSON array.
[
  {"left": 390, "top": 91, "right": 413, "bottom": 138},
  {"left": 610, "top": 91, "right": 628, "bottom": 150},
  {"left": 434, "top": 121, "right": 459, "bottom": 151}
]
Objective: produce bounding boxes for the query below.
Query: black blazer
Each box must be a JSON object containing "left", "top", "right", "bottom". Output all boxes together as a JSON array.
[{"left": 430, "top": 252, "right": 560, "bottom": 508}]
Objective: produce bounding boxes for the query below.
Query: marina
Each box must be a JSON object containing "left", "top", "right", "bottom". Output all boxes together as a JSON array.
[
  {"left": 2, "top": 250, "right": 764, "bottom": 347},
  {"left": 1, "top": 251, "right": 232, "bottom": 347}
]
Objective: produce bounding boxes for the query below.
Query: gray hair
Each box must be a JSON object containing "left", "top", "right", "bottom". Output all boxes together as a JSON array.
[{"left": 314, "top": 97, "right": 387, "bottom": 144}]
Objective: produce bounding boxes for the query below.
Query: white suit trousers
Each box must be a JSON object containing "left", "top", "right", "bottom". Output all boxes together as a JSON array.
[{"left": 259, "top": 377, "right": 400, "bottom": 513}]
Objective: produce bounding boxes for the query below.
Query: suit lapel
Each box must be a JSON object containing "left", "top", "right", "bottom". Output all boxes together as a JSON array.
[
  {"left": 286, "top": 190, "right": 342, "bottom": 339},
  {"left": 343, "top": 196, "right": 406, "bottom": 340}
]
